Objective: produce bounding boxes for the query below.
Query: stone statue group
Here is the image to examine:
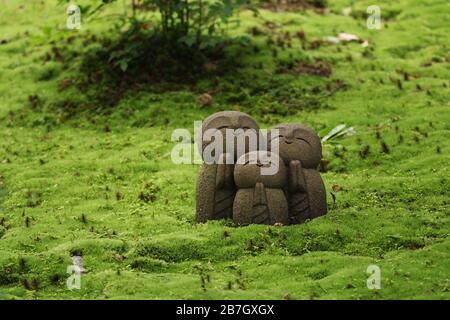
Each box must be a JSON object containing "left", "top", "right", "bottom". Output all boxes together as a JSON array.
[{"left": 196, "top": 111, "right": 327, "bottom": 226}]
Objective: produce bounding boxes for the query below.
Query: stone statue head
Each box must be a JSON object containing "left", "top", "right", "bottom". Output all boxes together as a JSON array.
[
  {"left": 268, "top": 123, "right": 322, "bottom": 169},
  {"left": 198, "top": 111, "right": 260, "bottom": 162},
  {"left": 234, "top": 151, "right": 287, "bottom": 188}
]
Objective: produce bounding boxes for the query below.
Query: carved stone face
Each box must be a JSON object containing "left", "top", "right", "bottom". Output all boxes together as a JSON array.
[
  {"left": 234, "top": 151, "right": 287, "bottom": 188},
  {"left": 199, "top": 111, "right": 260, "bottom": 161},
  {"left": 269, "top": 123, "right": 322, "bottom": 169}
]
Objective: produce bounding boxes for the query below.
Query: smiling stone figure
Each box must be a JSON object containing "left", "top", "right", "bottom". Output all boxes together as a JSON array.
[
  {"left": 269, "top": 123, "right": 327, "bottom": 224},
  {"left": 196, "top": 111, "right": 260, "bottom": 223},
  {"left": 196, "top": 111, "right": 327, "bottom": 226},
  {"left": 233, "top": 151, "right": 290, "bottom": 226}
]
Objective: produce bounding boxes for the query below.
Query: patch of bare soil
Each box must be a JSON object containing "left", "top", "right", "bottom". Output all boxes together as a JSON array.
[
  {"left": 277, "top": 60, "right": 332, "bottom": 77},
  {"left": 261, "top": 0, "right": 327, "bottom": 13}
]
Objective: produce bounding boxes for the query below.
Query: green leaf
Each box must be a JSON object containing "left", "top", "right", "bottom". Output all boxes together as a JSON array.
[
  {"left": 179, "top": 35, "right": 197, "bottom": 47},
  {"left": 119, "top": 60, "right": 128, "bottom": 72}
]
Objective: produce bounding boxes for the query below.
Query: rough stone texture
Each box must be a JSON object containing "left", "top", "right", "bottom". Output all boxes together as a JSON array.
[
  {"left": 196, "top": 113, "right": 328, "bottom": 226},
  {"left": 269, "top": 123, "right": 322, "bottom": 169},
  {"left": 198, "top": 111, "right": 260, "bottom": 161},
  {"left": 233, "top": 151, "right": 289, "bottom": 225},
  {"left": 302, "top": 168, "right": 327, "bottom": 220},
  {"left": 286, "top": 160, "right": 327, "bottom": 224},
  {"left": 269, "top": 123, "right": 327, "bottom": 224},
  {"left": 196, "top": 111, "right": 260, "bottom": 223},
  {"left": 196, "top": 161, "right": 235, "bottom": 222}
]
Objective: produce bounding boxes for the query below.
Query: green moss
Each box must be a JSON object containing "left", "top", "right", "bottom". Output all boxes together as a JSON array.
[{"left": 0, "top": 0, "right": 449, "bottom": 299}]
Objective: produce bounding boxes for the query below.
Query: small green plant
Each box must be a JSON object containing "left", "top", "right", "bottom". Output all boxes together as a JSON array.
[
  {"left": 54, "top": 0, "right": 257, "bottom": 110},
  {"left": 59, "top": 0, "right": 257, "bottom": 47}
]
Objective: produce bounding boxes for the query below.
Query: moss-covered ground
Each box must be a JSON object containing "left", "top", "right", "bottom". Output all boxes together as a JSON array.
[{"left": 0, "top": 0, "right": 449, "bottom": 299}]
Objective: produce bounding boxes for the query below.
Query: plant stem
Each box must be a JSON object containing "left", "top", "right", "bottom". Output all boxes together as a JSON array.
[
  {"left": 197, "top": 0, "right": 203, "bottom": 43},
  {"left": 185, "top": 0, "right": 189, "bottom": 35}
]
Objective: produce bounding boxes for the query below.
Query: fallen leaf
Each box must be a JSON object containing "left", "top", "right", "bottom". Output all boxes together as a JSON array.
[
  {"left": 332, "top": 184, "right": 343, "bottom": 193},
  {"left": 274, "top": 222, "right": 284, "bottom": 227},
  {"left": 204, "top": 62, "right": 218, "bottom": 72},
  {"left": 323, "top": 36, "right": 340, "bottom": 44},
  {"left": 337, "top": 33, "right": 360, "bottom": 42},
  {"left": 197, "top": 93, "right": 213, "bottom": 107},
  {"left": 342, "top": 7, "right": 352, "bottom": 16}
]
